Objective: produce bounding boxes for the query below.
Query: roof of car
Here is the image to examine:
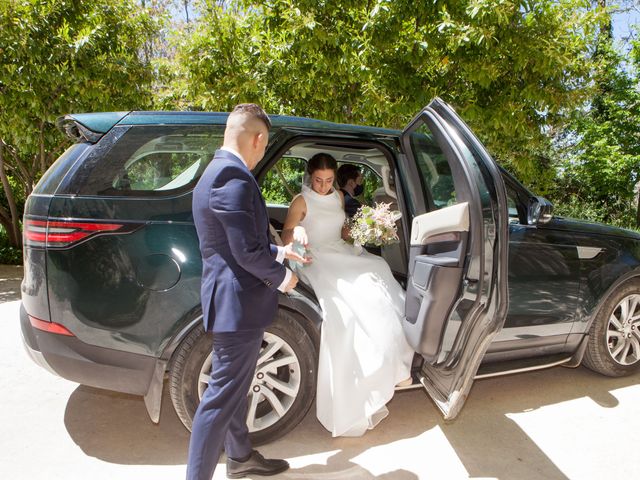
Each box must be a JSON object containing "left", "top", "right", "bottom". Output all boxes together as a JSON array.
[{"left": 64, "top": 111, "right": 401, "bottom": 136}]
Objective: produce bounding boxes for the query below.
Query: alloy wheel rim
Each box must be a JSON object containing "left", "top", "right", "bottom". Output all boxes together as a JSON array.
[
  {"left": 606, "top": 294, "right": 640, "bottom": 365},
  {"left": 197, "top": 331, "right": 301, "bottom": 432}
]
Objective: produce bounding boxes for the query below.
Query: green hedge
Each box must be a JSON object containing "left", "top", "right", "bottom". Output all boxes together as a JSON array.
[
  {"left": 0, "top": 227, "right": 22, "bottom": 265},
  {"left": 551, "top": 195, "right": 639, "bottom": 232}
]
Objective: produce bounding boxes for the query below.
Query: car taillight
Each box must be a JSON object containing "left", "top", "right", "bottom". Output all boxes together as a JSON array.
[
  {"left": 24, "top": 219, "right": 126, "bottom": 248},
  {"left": 29, "top": 315, "right": 75, "bottom": 336}
]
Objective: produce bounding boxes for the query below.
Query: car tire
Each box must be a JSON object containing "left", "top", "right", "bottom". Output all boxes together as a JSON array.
[
  {"left": 168, "top": 308, "right": 318, "bottom": 445},
  {"left": 583, "top": 279, "right": 640, "bottom": 377}
]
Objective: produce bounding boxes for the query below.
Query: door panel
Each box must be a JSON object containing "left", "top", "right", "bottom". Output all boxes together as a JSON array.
[
  {"left": 491, "top": 183, "right": 579, "bottom": 351},
  {"left": 410, "top": 202, "right": 469, "bottom": 245},
  {"left": 501, "top": 224, "right": 579, "bottom": 337},
  {"left": 401, "top": 98, "right": 509, "bottom": 420},
  {"left": 266, "top": 204, "right": 289, "bottom": 230},
  {"left": 405, "top": 203, "right": 469, "bottom": 357}
]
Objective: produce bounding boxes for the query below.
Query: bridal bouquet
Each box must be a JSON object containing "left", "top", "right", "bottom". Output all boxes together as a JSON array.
[{"left": 349, "top": 203, "right": 400, "bottom": 247}]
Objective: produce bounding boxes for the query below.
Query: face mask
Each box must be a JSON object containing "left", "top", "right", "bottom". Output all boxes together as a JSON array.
[{"left": 354, "top": 184, "right": 364, "bottom": 196}]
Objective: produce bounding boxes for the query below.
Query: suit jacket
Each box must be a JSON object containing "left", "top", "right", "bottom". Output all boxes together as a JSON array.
[
  {"left": 340, "top": 189, "right": 362, "bottom": 218},
  {"left": 192, "top": 149, "right": 286, "bottom": 332}
]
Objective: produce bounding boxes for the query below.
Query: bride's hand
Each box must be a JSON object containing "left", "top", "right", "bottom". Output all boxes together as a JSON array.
[
  {"left": 292, "top": 226, "right": 308, "bottom": 246},
  {"left": 283, "top": 242, "right": 312, "bottom": 265}
]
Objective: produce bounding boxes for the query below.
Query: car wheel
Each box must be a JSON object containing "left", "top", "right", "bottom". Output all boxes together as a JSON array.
[
  {"left": 168, "top": 309, "right": 318, "bottom": 445},
  {"left": 583, "top": 279, "right": 640, "bottom": 377}
]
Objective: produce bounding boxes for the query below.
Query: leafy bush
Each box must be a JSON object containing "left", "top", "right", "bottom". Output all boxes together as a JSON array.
[
  {"left": 552, "top": 194, "right": 639, "bottom": 232},
  {"left": 0, "top": 227, "right": 22, "bottom": 265}
]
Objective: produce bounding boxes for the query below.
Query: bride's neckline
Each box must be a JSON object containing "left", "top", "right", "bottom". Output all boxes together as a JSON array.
[{"left": 302, "top": 184, "right": 336, "bottom": 198}]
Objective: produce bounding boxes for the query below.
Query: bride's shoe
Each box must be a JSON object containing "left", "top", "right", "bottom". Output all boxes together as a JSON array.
[{"left": 396, "top": 377, "right": 413, "bottom": 387}]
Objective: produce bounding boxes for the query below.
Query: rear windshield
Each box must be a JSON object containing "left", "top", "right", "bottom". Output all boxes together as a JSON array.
[
  {"left": 33, "top": 143, "right": 90, "bottom": 195},
  {"left": 67, "top": 125, "right": 225, "bottom": 197}
]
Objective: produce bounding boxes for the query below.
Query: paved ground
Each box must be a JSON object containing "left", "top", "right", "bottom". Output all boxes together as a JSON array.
[
  {"left": 2, "top": 265, "right": 640, "bottom": 479},
  {"left": 0, "top": 264, "right": 22, "bottom": 303}
]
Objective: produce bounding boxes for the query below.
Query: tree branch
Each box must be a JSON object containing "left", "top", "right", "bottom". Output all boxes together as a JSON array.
[
  {"left": 3, "top": 141, "right": 32, "bottom": 187},
  {"left": 0, "top": 140, "right": 22, "bottom": 247}
]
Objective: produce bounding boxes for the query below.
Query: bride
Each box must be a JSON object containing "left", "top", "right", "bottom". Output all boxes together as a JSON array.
[{"left": 281, "top": 152, "right": 415, "bottom": 437}]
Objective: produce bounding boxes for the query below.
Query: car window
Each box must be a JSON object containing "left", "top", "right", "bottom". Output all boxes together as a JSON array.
[
  {"left": 262, "top": 156, "right": 307, "bottom": 205},
  {"left": 507, "top": 188, "right": 520, "bottom": 224},
  {"left": 72, "top": 125, "right": 225, "bottom": 196},
  {"left": 261, "top": 156, "right": 386, "bottom": 208},
  {"left": 407, "top": 126, "right": 456, "bottom": 209},
  {"left": 337, "top": 162, "right": 382, "bottom": 206},
  {"left": 505, "top": 182, "right": 529, "bottom": 225},
  {"left": 118, "top": 148, "right": 208, "bottom": 192}
]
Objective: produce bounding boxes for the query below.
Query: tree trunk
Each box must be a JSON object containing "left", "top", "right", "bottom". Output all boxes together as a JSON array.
[
  {"left": 4, "top": 143, "right": 32, "bottom": 194},
  {"left": 0, "top": 140, "right": 22, "bottom": 248},
  {"left": 593, "top": 0, "right": 613, "bottom": 121}
]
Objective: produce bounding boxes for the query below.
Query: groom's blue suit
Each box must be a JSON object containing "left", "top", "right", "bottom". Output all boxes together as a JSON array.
[{"left": 187, "top": 149, "right": 287, "bottom": 480}]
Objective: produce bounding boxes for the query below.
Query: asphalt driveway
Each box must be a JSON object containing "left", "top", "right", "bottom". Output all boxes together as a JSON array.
[{"left": 1, "top": 265, "right": 640, "bottom": 479}]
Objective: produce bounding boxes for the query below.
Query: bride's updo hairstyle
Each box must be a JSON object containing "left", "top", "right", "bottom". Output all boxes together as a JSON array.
[{"left": 307, "top": 153, "right": 337, "bottom": 175}]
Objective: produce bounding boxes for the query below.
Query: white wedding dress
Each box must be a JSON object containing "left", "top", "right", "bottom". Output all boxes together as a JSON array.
[{"left": 295, "top": 185, "right": 414, "bottom": 437}]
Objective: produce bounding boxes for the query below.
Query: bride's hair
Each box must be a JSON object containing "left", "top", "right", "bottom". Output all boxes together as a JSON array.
[{"left": 307, "top": 153, "right": 337, "bottom": 175}]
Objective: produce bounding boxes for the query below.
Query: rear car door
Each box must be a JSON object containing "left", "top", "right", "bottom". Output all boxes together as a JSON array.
[{"left": 399, "top": 98, "right": 509, "bottom": 419}]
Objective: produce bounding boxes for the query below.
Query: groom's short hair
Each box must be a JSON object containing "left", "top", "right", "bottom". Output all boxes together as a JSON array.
[
  {"left": 337, "top": 164, "right": 361, "bottom": 188},
  {"left": 229, "top": 103, "right": 272, "bottom": 130}
]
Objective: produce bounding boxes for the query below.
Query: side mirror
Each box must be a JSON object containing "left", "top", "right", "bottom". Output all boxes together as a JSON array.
[{"left": 527, "top": 196, "right": 553, "bottom": 225}]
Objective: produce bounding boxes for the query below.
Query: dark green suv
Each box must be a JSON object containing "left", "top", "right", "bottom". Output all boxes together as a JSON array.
[{"left": 21, "top": 99, "right": 640, "bottom": 444}]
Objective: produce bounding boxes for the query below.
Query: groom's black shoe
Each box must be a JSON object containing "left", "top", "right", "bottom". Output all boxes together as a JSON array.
[{"left": 226, "top": 450, "right": 289, "bottom": 478}]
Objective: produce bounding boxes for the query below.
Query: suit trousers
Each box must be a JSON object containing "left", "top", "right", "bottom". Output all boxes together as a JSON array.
[{"left": 186, "top": 328, "right": 265, "bottom": 480}]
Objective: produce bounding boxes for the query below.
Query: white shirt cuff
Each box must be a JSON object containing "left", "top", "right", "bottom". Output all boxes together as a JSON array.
[
  {"left": 277, "top": 268, "right": 292, "bottom": 292},
  {"left": 275, "top": 245, "right": 285, "bottom": 263}
]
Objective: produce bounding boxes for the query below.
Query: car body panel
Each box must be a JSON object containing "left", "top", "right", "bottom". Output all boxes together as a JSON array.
[
  {"left": 21, "top": 232, "right": 51, "bottom": 322},
  {"left": 570, "top": 230, "right": 640, "bottom": 334},
  {"left": 500, "top": 222, "right": 580, "bottom": 337},
  {"left": 549, "top": 216, "right": 640, "bottom": 240},
  {"left": 44, "top": 195, "right": 202, "bottom": 357}
]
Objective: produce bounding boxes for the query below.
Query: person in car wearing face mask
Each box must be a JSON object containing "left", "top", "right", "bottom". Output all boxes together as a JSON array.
[{"left": 337, "top": 163, "right": 364, "bottom": 218}]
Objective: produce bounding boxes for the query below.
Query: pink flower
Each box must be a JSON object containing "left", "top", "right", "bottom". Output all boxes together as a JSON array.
[{"left": 349, "top": 202, "right": 400, "bottom": 247}]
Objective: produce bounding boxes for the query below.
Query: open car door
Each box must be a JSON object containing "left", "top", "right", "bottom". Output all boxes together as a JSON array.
[{"left": 400, "top": 98, "right": 509, "bottom": 420}]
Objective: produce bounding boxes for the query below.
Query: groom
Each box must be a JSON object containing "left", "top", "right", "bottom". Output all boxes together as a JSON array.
[{"left": 188, "top": 103, "right": 306, "bottom": 480}]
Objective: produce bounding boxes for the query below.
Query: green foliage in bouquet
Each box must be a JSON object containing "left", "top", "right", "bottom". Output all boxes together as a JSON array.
[{"left": 349, "top": 203, "right": 400, "bottom": 247}]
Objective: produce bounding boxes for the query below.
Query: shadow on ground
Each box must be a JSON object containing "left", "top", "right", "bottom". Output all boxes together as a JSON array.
[
  {"left": 63, "top": 366, "right": 640, "bottom": 479},
  {"left": 0, "top": 265, "right": 23, "bottom": 303},
  {"left": 64, "top": 384, "right": 190, "bottom": 465}
]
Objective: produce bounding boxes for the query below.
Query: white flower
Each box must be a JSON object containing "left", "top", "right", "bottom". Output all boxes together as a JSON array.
[{"left": 349, "top": 203, "right": 400, "bottom": 247}]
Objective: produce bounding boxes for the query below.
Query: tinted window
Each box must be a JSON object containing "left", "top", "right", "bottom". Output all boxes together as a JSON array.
[
  {"left": 504, "top": 181, "right": 530, "bottom": 225},
  {"left": 72, "top": 126, "right": 224, "bottom": 196},
  {"left": 261, "top": 157, "right": 385, "bottom": 208},
  {"left": 262, "top": 156, "right": 307, "bottom": 205},
  {"left": 408, "top": 127, "right": 456, "bottom": 209},
  {"left": 337, "top": 162, "right": 383, "bottom": 206},
  {"left": 507, "top": 186, "right": 520, "bottom": 223}
]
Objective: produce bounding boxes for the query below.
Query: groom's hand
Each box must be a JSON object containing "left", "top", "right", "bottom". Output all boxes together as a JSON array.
[{"left": 283, "top": 242, "right": 312, "bottom": 265}]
